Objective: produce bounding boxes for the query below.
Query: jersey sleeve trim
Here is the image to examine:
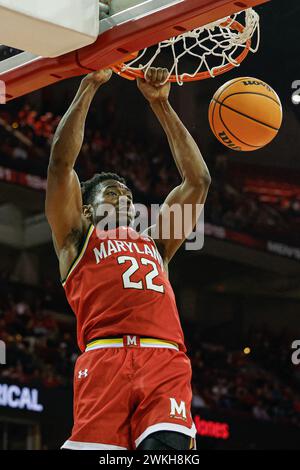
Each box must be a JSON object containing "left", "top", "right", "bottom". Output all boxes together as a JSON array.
[{"left": 61, "top": 224, "right": 94, "bottom": 287}]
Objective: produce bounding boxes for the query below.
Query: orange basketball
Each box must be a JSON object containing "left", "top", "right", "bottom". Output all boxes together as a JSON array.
[{"left": 208, "top": 77, "right": 283, "bottom": 151}]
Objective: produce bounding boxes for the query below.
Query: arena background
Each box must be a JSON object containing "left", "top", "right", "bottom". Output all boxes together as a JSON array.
[{"left": 0, "top": 0, "right": 300, "bottom": 450}]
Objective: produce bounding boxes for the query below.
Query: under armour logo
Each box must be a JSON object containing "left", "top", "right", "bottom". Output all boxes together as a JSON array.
[
  {"left": 170, "top": 398, "right": 187, "bottom": 420},
  {"left": 78, "top": 369, "right": 88, "bottom": 379}
]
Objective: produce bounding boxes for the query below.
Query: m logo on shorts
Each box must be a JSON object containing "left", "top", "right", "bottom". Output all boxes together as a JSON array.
[
  {"left": 169, "top": 398, "right": 187, "bottom": 420},
  {"left": 78, "top": 369, "right": 88, "bottom": 379},
  {"left": 124, "top": 335, "right": 140, "bottom": 347}
]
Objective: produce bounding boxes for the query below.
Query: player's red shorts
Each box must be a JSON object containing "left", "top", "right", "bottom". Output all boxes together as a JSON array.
[{"left": 61, "top": 335, "right": 196, "bottom": 450}]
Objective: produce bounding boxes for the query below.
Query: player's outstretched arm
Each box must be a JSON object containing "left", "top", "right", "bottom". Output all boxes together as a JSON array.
[
  {"left": 46, "top": 69, "right": 112, "bottom": 254},
  {"left": 137, "top": 68, "right": 211, "bottom": 264}
]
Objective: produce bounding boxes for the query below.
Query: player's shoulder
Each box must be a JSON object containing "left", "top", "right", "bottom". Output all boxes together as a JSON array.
[
  {"left": 52, "top": 216, "right": 91, "bottom": 256},
  {"left": 68, "top": 216, "right": 93, "bottom": 248},
  {"left": 57, "top": 218, "right": 94, "bottom": 283}
]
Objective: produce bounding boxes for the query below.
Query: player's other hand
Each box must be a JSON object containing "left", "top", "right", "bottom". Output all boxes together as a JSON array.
[
  {"left": 137, "top": 67, "right": 171, "bottom": 103},
  {"left": 83, "top": 69, "right": 113, "bottom": 86}
]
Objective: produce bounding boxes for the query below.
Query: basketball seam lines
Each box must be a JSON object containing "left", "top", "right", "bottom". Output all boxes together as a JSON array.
[
  {"left": 212, "top": 98, "right": 280, "bottom": 131},
  {"left": 210, "top": 78, "right": 240, "bottom": 142},
  {"left": 213, "top": 77, "right": 250, "bottom": 102},
  {"left": 223, "top": 91, "right": 281, "bottom": 106},
  {"left": 209, "top": 77, "right": 269, "bottom": 145},
  {"left": 210, "top": 97, "right": 219, "bottom": 142},
  {"left": 218, "top": 103, "right": 261, "bottom": 148}
]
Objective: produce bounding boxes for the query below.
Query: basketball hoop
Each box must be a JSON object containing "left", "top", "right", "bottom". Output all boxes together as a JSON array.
[
  {"left": 0, "top": 0, "right": 268, "bottom": 100},
  {"left": 111, "top": 8, "right": 260, "bottom": 85}
]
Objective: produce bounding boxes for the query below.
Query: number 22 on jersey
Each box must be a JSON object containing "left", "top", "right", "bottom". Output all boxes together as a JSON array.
[{"left": 117, "top": 256, "right": 164, "bottom": 293}]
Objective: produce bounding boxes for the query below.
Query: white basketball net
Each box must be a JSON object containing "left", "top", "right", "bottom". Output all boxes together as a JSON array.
[{"left": 120, "top": 8, "right": 260, "bottom": 85}]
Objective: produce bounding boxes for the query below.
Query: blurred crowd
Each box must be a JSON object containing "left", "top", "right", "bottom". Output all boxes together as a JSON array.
[
  {"left": 207, "top": 155, "right": 300, "bottom": 246},
  {"left": 190, "top": 341, "right": 300, "bottom": 428},
  {"left": 0, "top": 280, "right": 299, "bottom": 428},
  {"left": 1, "top": 101, "right": 300, "bottom": 245},
  {"left": 0, "top": 102, "right": 179, "bottom": 201},
  {"left": 0, "top": 282, "right": 77, "bottom": 389}
]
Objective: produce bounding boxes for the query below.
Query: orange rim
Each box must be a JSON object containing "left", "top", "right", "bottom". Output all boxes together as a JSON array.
[{"left": 111, "top": 18, "right": 251, "bottom": 82}]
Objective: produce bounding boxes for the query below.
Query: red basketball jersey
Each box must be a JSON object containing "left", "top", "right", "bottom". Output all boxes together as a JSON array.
[{"left": 63, "top": 225, "right": 186, "bottom": 352}]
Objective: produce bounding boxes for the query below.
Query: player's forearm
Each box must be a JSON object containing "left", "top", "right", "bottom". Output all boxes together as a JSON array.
[
  {"left": 150, "top": 100, "right": 211, "bottom": 186},
  {"left": 49, "top": 78, "right": 101, "bottom": 170}
]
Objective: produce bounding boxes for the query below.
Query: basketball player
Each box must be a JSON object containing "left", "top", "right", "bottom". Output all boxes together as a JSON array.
[{"left": 46, "top": 67, "right": 211, "bottom": 450}]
